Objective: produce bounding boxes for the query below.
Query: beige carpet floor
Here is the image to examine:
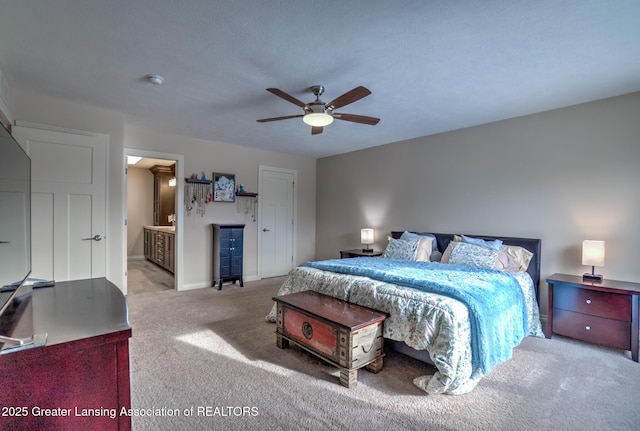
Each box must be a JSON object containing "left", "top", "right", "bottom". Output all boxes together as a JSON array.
[{"left": 126, "top": 277, "right": 640, "bottom": 431}]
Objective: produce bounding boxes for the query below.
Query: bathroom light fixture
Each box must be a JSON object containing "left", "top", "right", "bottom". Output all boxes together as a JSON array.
[
  {"left": 168, "top": 177, "right": 176, "bottom": 187},
  {"left": 127, "top": 155, "right": 142, "bottom": 165},
  {"left": 361, "top": 228, "right": 374, "bottom": 253},
  {"left": 582, "top": 240, "right": 605, "bottom": 282}
]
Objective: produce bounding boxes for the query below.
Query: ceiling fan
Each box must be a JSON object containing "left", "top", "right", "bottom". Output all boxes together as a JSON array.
[{"left": 257, "top": 85, "right": 380, "bottom": 135}]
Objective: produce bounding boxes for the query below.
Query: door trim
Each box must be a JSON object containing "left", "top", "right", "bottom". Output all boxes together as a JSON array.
[
  {"left": 257, "top": 165, "right": 297, "bottom": 280},
  {"left": 124, "top": 148, "right": 184, "bottom": 292}
]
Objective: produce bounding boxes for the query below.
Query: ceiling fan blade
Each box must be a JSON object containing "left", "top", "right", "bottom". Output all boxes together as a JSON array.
[
  {"left": 257, "top": 114, "right": 303, "bottom": 123},
  {"left": 326, "top": 86, "right": 371, "bottom": 110},
  {"left": 266, "top": 88, "right": 306, "bottom": 108},
  {"left": 311, "top": 126, "right": 323, "bottom": 135},
  {"left": 334, "top": 113, "right": 380, "bottom": 125}
]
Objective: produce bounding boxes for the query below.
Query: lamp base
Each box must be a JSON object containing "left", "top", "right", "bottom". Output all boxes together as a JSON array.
[
  {"left": 583, "top": 273, "right": 603, "bottom": 283},
  {"left": 362, "top": 248, "right": 373, "bottom": 253}
]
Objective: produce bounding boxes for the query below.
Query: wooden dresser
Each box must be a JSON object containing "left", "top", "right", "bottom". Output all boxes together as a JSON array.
[
  {"left": 0, "top": 278, "right": 132, "bottom": 430},
  {"left": 547, "top": 273, "right": 639, "bottom": 362},
  {"left": 273, "top": 290, "right": 387, "bottom": 387}
]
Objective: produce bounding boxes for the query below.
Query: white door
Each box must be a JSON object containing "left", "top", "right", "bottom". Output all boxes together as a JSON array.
[
  {"left": 13, "top": 126, "right": 107, "bottom": 282},
  {"left": 259, "top": 166, "right": 295, "bottom": 278}
]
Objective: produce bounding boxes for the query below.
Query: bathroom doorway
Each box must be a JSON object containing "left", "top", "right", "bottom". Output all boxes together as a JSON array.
[{"left": 123, "top": 149, "right": 184, "bottom": 294}]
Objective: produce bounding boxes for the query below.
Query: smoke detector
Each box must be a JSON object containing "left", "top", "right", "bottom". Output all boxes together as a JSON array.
[{"left": 146, "top": 75, "right": 164, "bottom": 85}]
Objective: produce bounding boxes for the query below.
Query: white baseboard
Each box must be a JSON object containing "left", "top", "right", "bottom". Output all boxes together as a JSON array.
[{"left": 181, "top": 275, "right": 260, "bottom": 291}]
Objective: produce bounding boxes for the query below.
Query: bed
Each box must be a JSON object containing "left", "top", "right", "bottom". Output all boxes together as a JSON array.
[{"left": 266, "top": 231, "right": 544, "bottom": 395}]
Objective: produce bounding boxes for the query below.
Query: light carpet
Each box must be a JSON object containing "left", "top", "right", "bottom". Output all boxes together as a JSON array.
[{"left": 127, "top": 277, "right": 640, "bottom": 431}]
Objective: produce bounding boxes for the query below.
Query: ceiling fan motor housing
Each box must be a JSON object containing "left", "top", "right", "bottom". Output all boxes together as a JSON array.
[
  {"left": 305, "top": 100, "right": 329, "bottom": 114},
  {"left": 310, "top": 85, "right": 325, "bottom": 97}
]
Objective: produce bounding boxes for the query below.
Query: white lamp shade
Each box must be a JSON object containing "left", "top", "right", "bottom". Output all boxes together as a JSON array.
[
  {"left": 361, "top": 228, "right": 374, "bottom": 245},
  {"left": 582, "top": 240, "right": 605, "bottom": 267}
]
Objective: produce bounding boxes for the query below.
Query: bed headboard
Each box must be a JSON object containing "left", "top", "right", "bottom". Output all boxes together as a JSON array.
[{"left": 391, "top": 231, "right": 542, "bottom": 300}]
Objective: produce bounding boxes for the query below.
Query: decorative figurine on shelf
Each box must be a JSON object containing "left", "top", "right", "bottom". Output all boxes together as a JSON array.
[
  {"left": 237, "top": 184, "right": 244, "bottom": 193},
  {"left": 201, "top": 172, "right": 207, "bottom": 180}
]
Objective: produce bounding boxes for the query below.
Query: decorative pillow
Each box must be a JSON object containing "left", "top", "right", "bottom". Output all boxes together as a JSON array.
[
  {"left": 383, "top": 237, "right": 433, "bottom": 261},
  {"left": 440, "top": 241, "right": 458, "bottom": 263},
  {"left": 493, "top": 251, "right": 521, "bottom": 272},
  {"left": 383, "top": 238, "right": 421, "bottom": 260},
  {"left": 501, "top": 245, "right": 534, "bottom": 272},
  {"left": 400, "top": 231, "right": 437, "bottom": 251},
  {"left": 461, "top": 234, "right": 503, "bottom": 251},
  {"left": 448, "top": 242, "right": 499, "bottom": 269},
  {"left": 430, "top": 250, "right": 443, "bottom": 262},
  {"left": 400, "top": 231, "right": 439, "bottom": 261}
]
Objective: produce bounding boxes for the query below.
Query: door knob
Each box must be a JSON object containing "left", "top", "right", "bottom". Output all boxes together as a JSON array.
[
  {"left": 262, "top": 228, "right": 271, "bottom": 232},
  {"left": 83, "top": 234, "right": 103, "bottom": 241}
]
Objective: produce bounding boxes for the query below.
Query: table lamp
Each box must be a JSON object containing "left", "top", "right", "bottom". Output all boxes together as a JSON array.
[
  {"left": 361, "top": 228, "right": 374, "bottom": 253},
  {"left": 582, "top": 240, "right": 604, "bottom": 282}
]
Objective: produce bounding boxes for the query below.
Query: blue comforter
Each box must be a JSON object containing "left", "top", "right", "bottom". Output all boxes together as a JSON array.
[{"left": 302, "top": 258, "right": 528, "bottom": 373}]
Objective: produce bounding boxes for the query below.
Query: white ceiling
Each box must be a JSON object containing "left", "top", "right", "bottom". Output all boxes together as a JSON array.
[{"left": 1, "top": 1, "right": 639, "bottom": 158}]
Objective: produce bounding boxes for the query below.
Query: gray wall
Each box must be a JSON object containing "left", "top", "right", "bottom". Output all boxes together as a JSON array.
[
  {"left": 125, "top": 124, "right": 317, "bottom": 289},
  {"left": 316, "top": 92, "right": 640, "bottom": 315},
  {"left": 126, "top": 166, "right": 154, "bottom": 258},
  {"left": 13, "top": 89, "right": 317, "bottom": 292}
]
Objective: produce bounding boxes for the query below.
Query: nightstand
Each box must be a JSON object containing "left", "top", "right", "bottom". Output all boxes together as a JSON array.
[
  {"left": 340, "top": 249, "right": 383, "bottom": 259},
  {"left": 547, "top": 273, "right": 639, "bottom": 362}
]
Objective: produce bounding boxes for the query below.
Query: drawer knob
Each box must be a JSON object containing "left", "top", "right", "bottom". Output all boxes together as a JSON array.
[
  {"left": 585, "top": 325, "right": 591, "bottom": 331},
  {"left": 585, "top": 299, "right": 592, "bottom": 304}
]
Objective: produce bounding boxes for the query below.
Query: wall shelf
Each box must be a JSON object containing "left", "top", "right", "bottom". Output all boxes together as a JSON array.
[
  {"left": 235, "top": 191, "right": 258, "bottom": 221},
  {"left": 185, "top": 178, "right": 212, "bottom": 184},
  {"left": 236, "top": 191, "right": 258, "bottom": 197},
  {"left": 185, "top": 179, "right": 213, "bottom": 216}
]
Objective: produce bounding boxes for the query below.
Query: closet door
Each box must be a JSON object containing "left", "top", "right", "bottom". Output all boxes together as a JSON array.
[{"left": 13, "top": 125, "right": 107, "bottom": 282}]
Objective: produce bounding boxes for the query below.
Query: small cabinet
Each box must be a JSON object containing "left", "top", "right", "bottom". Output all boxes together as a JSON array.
[
  {"left": 212, "top": 224, "right": 245, "bottom": 289},
  {"left": 143, "top": 227, "right": 175, "bottom": 274}
]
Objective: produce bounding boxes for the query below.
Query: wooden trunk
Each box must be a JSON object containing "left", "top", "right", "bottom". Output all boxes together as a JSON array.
[{"left": 273, "top": 290, "right": 387, "bottom": 388}]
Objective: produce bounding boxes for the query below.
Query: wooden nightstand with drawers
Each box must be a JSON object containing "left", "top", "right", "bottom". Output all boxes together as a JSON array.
[
  {"left": 547, "top": 273, "right": 639, "bottom": 362},
  {"left": 339, "top": 249, "right": 383, "bottom": 259}
]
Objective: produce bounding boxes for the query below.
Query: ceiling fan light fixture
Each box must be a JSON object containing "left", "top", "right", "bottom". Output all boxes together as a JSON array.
[{"left": 303, "top": 112, "right": 334, "bottom": 127}]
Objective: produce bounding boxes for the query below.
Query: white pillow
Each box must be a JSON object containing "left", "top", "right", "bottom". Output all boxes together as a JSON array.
[
  {"left": 501, "top": 245, "right": 534, "bottom": 272},
  {"left": 414, "top": 236, "right": 434, "bottom": 262}
]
